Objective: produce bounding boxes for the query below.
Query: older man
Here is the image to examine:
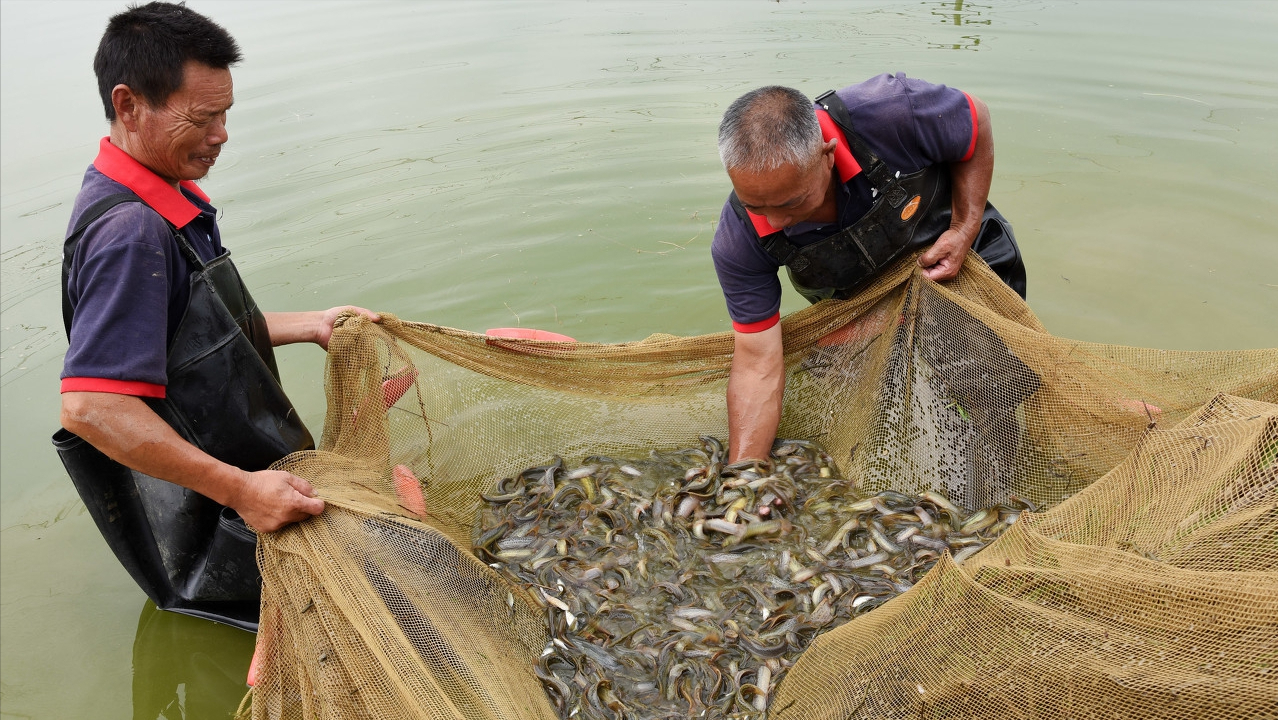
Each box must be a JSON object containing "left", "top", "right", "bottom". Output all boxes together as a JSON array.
[
  {"left": 53, "top": 2, "right": 375, "bottom": 629},
  {"left": 712, "top": 76, "right": 1028, "bottom": 464}
]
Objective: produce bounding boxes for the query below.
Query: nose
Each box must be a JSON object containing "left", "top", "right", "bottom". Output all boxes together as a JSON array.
[
  {"left": 208, "top": 115, "right": 229, "bottom": 146},
  {"left": 764, "top": 210, "right": 792, "bottom": 229}
]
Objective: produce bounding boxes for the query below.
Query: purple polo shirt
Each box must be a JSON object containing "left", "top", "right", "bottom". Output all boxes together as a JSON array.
[
  {"left": 61, "top": 138, "right": 224, "bottom": 398},
  {"left": 711, "top": 73, "right": 978, "bottom": 331}
]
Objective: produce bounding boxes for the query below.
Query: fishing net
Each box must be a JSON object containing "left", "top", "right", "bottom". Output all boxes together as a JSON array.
[{"left": 242, "top": 252, "right": 1278, "bottom": 720}]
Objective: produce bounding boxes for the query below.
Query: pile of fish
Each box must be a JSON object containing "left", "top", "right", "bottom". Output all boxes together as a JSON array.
[{"left": 474, "top": 437, "right": 1031, "bottom": 720}]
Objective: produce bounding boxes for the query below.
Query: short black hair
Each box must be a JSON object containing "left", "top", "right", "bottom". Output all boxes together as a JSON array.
[{"left": 93, "top": 2, "right": 241, "bottom": 121}]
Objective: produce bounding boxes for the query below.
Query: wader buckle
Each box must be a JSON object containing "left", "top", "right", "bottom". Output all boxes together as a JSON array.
[{"left": 885, "top": 184, "right": 908, "bottom": 208}]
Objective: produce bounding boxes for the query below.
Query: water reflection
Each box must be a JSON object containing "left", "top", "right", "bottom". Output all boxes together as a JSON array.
[
  {"left": 929, "top": 0, "right": 990, "bottom": 50},
  {"left": 132, "top": 602, "right": 253, "bottom": 720},
  {"left": 932, "top": 0, "right": 993, "bottom": 26}
]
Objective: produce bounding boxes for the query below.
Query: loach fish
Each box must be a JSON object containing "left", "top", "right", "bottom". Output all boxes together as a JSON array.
[{"left": 474, "top": 437, "right": 1019, "bottom": 720}]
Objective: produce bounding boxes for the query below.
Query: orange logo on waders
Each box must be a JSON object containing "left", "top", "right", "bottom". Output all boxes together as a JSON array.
[{"left": 901, "top": 195, "right": 921, "bottom": 221}]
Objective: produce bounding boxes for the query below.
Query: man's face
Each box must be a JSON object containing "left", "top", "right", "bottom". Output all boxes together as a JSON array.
[
  {"left": 727, "top": 144, "right": 837, "bottom": 230},
  {"left": 127, "top": 62, "right": 234, "bottom": 187}
]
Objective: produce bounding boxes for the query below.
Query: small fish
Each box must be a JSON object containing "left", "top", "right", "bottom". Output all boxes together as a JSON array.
[{"left": 475, "top": 440, "right": 1017, "bottom": 718}]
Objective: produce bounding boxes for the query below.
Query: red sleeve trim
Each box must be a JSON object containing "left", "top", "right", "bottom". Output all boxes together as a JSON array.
[
  {"left": 961, "top": 92, "right": 979, "bottom": 162},
  {"left": 732, "top": 312, "right": 780, "bottom": 334},
  {"left": 61, "top": 377, "right": 166, "bottom": 398}
]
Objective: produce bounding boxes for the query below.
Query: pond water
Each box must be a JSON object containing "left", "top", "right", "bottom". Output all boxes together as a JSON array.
[{"left": 2, "top": 1, "right": 1275, "bottom": 717}]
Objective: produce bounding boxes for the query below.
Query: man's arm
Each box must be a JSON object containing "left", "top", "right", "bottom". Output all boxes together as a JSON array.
[
  {"left": 727, "top": 323, "right": 785, "bottom": 463},
  {"left": 263, "top": 305, "right": 380, "bottom": 350},
  {"left": 918, "top": 93, "right": 994, "bottom": 281},
  {"left": 60, "top": 391, "right": 324, "bottom": 532}
]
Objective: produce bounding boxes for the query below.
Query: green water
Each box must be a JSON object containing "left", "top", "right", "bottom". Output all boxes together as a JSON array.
[{"left": 1, "top": 1, "right": 1275, "bottom": 717}]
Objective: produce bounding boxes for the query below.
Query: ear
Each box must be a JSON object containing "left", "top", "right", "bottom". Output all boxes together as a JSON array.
[
  {"left": 819, "top": 138, "right": 839, "bottom": 169},
  {"left": 111, "top": 84, "right": 143, "bottom": 132}
]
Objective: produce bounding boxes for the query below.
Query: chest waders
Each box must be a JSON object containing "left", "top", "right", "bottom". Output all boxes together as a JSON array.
[
  {"left": 729, "top": 90, "right": 1027, "bottom": 302},
  {"left": 52, "top": 193, "right": 314, "bottom": 631}
]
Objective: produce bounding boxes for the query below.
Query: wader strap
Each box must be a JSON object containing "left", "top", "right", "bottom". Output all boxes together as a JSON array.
[
  {"left": 61, "top": 192, "right": 206, "bottom": 338},
  {"left": 66, "top": 193, "right": 140, "bottom": 238},
  {"left": 62, "top": 193, "right": 142, "bottom": 337},
  {"left": 760, "top": 230, "right": 810, "bottom": 272},
  {"left": 814, "top": 90, "right": 908, "bottom": 207},
  {"left": 167, "top": 220, "right": 207, "bottom": 271}
]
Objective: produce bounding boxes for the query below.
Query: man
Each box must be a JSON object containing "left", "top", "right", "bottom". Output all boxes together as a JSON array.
[
  {"left": 53, "top": 2, "right": 377, "bottom": 629},
  {"left": 712, "top": 76, "right": 1028, "bottom": 464}
]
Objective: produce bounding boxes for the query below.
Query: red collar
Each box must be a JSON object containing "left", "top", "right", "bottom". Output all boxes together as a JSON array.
[
  {"left": 815, "top": 108, "right": 862, "bottom": 183},
  {"left": 744, "top": 109, "right": 863, "bottom": 237},
  {"left": 92, "top": 137, "right": 211, "bottom": 228}
]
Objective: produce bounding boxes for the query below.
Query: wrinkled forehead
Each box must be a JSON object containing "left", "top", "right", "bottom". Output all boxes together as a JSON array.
[{"left": 167, "top": 62, "right": 235, "bottom": 110}]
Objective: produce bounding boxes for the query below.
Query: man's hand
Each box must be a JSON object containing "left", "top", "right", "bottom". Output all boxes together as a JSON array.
[
  {"left": 263, "top": 306, "right": 381, "bottom": 350},
  {"left": 230, "top": 469, "right": 325, "bottom": 533},
  {"left": 314, "top": 305, "right": 379, "bottom": 350},
  {"left": 918, "top": 226, "right": 976, "bottom": 282},
  {"left": 922, "top": 92, "right": 994, "bottom": 285},
  {"left": 61, "top": 392, "right": 323, "bottom": 533}
]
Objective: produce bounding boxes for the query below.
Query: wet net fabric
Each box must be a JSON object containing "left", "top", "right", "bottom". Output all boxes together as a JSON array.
[
  {"left": 244, "top": 253, "right": 1278, "bottom": 720},
  {"left": 772, "top": 394, "right": 1278, "bottom": 720}
]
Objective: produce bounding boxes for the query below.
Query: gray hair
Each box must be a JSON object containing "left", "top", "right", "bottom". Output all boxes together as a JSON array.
[{"left": 718, "top": 86, "right": 823, "bottom": 173}]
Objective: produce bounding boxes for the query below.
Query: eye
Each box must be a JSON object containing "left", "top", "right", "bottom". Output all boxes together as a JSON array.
[{"left": 190, "top": 111, "right": 225, "bottom": 129}]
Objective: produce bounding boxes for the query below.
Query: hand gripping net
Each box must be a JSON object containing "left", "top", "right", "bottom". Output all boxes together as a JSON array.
[{"left": 242, "top": 254, "right": 1278, "bottom": 720}]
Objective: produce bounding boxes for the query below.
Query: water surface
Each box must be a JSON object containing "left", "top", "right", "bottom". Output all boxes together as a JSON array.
[{"left": 2, "top": 1, "right": 1275, "bottom": 717}]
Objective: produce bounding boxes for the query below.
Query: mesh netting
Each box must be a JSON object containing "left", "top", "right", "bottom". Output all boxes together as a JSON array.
[{"left": 244, "top": 253, "right": 1278, "bottom": 719}]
